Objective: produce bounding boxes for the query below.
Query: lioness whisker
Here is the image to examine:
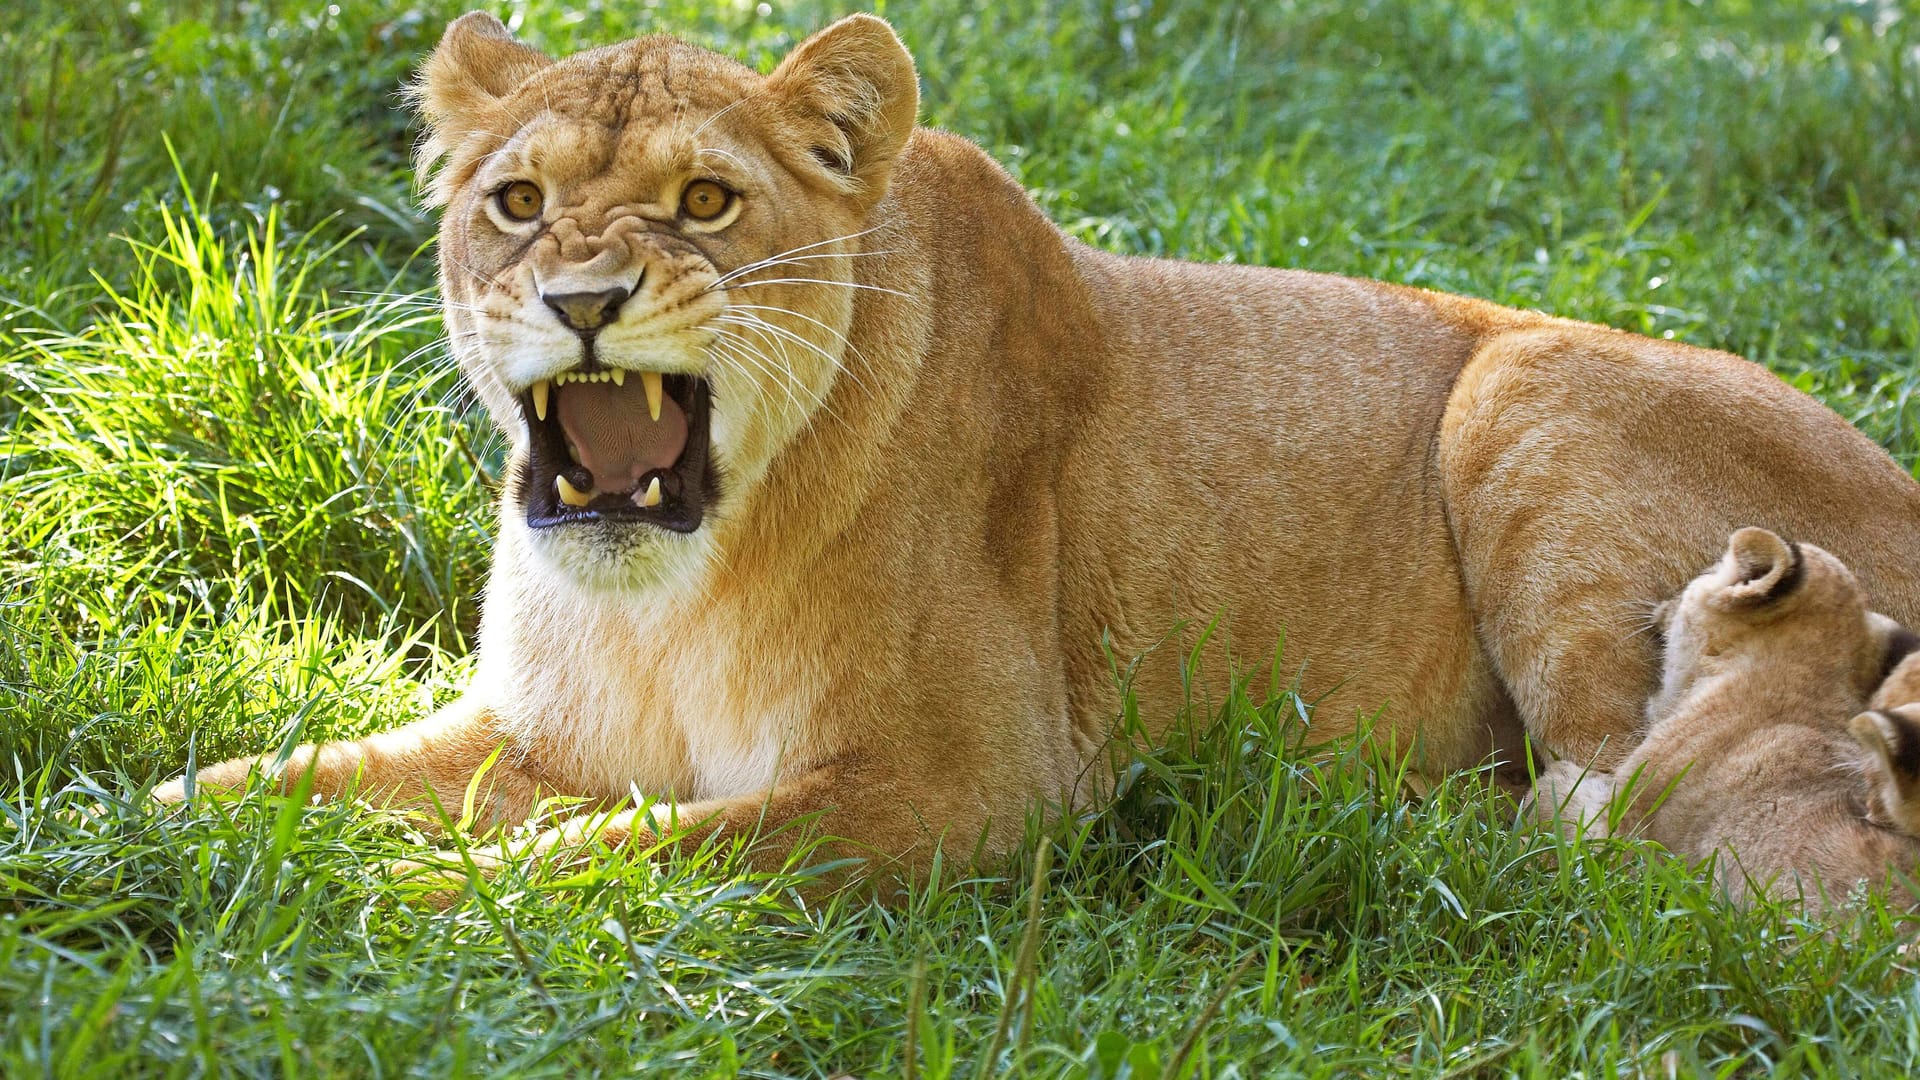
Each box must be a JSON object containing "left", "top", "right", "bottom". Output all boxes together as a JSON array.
[
  {"left": 711, "top": 243, "right": 895, "bottom": 280},
  {"left": 706, "top": 325, "right": 837, "bottom": 421},
  {"left": 339, "top": 292, "right": 489, "bottom": 317},
  {"left": 714, "top": 312, "right": 860, "bottom": 402},
  {"left": 706, "top": 349, "right": 821, "bottom": 430},
  {"left": 695, "top": 146, "right": 749, "bottom": 171},
  {"left": 707, "top": 226, "right": 889, "bottom": 286},
  {"left": 688, "top": 96, "right": 750, "bottom": 142},
  {"left": 722, "top": 303, "right": 877, "bottom": 395},
  {"left": 715, "top": 310, "right": 840, "bottom": 365},
  {"left": 363, "top": 348, "right": 477, "bottom": 472},
  {"left": 708, "top": 249, "right": 899, "bottom": 290},
  {"left": 708, "top": 327, "right": 844, "bottom": 425},
  {"left": 715, "top": 277, "right": 917, "bottom": 301}
]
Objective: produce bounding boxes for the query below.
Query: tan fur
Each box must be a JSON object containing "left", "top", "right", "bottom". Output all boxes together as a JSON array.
[
  {"left": 1529, "top": 529, "right": 1920, "bottom": 912},
  {"left": 1873, "top": 650, "right": 1920, "bottom": 712},
  {"left": 1852, "top": 706, "right": 1920, "bottom": 837},
  {"left": 156, "top": 15, "right": 1920, "bottom": 897}
]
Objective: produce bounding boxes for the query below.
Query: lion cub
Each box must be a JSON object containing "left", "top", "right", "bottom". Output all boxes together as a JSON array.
[
  {"left": 1862, "top": 644, "right": 1920, "bottom": 835},
  {"left": 1530, "top": 527, "right": 1920, "bottom": 912}
]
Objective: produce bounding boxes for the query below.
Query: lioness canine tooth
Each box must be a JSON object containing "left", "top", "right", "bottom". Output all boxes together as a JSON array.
[
  {"left": 642, "top": 371, "right": 664, "bottom": 422},
  {"left": 532, "top": 380, "right": 550, "bottom": 421},
  {"left": 556, "top": 474, "right": 592, "bottom": 507},
  {"left": 639, "top": 476, "right": 663, "bottom": 508}
]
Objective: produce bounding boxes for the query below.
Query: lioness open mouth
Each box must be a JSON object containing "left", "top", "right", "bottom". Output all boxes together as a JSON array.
[{"left": 518, "top": 368, "right": 717, "bottom": 533}]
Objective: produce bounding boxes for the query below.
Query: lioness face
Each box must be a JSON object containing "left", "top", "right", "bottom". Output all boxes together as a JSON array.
[{"left": 411, "top": 15, "right": 916, "bottom": 589}]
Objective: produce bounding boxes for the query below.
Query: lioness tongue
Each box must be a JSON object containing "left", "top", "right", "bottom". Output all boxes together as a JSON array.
[{"left": 554, "top": 378, "right": 689, "bottom": 494}]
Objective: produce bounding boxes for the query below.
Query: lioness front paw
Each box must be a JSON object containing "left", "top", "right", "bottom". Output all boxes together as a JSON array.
[{"left": 382, "top": 857, "right": 480, "bottom": 911}]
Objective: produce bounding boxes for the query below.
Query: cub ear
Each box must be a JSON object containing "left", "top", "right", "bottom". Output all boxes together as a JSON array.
[
  {"left": 1851, "top": 707, "right": 1920, "bottom": 834},
  {"left": 1871, "top": 622, "right": 1920, "bottom": 709},
  {"left": 768, "top": 14, "right": 919, "bottom": 195},
  {"left": 407, "top": 12, "right": 553, "bottom": 204},
  {"left": 1714, "top": 527, "right": 1803, "bottom": 610}
]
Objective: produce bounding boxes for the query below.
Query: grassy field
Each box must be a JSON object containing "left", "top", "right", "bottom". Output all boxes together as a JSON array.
[{"left": 4, "top": 0, "right": 1920, "bottom": 1074}]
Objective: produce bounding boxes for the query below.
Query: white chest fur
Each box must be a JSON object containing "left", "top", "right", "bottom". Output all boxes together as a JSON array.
[{"left": 475, "top": 570, "right": 816, "bottom": 805}]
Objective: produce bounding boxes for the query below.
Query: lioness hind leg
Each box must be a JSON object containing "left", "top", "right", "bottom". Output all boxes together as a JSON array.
[{"left": 1438, "top": 325, "right": 1920, "bottom": 768}]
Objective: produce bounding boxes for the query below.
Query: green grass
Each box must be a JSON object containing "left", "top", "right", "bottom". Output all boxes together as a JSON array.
[{"left": 4, "top": 0, "right": 1920, "bottom": 1074}]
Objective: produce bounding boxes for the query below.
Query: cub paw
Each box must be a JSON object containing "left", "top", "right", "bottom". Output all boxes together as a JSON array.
[{"left": 1524, "top": 760, "right": 1616, "bottom": 840}]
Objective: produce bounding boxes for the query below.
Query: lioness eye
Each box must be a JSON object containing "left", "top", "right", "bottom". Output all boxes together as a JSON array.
[
  {"left": 497, "top": 181, "right": 544, "bottom": 222},
  {"left": 681, "top": 180, "right": 732, "bottom": 222}
]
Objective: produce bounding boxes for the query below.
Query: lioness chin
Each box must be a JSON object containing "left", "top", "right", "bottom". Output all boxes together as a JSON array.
[{"left": 155, "top": 13, "right": 1920, "bottom": 895}]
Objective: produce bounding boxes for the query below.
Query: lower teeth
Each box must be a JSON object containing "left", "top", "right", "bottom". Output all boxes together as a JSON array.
[
  {"left": 554, "top": 473, "right": 670, "bottom": 511},
  {"left": 636, "top": 476, "right": 663, "bottom": 508},
  {"left": 555, "top": 474, "right": 592, "bottom": 507}
]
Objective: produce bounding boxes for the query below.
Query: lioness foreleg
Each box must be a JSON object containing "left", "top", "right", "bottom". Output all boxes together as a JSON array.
[
  {"left": 402, "top": 753, "right": 1023, "bottom": 904},
  {"left": 152, "top": 697, "right": 548, "bottom": 833}
]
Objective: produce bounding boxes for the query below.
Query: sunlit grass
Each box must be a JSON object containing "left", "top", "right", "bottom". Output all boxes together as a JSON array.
[{"left": 5, "top": 0, "right": 1920, "bottom": 1075}]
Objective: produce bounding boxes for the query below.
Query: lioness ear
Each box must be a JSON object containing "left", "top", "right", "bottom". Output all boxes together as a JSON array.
[
  {"left": 407, "top": 12, "right": 553, "bottom": 205},
  {"left": 768, "top": 15, "right": 919, "bottom": 195},
  {"left": 1851, "top": 707, "right": 1920, "bottom": 834},
  {"left": 1715, "top": 527, "right": 1803, "bottom": 610}
]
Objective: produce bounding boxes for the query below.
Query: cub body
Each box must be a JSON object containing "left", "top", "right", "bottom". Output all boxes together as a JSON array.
[{"left": 1533, "top": 528, "right": 1920, "bottom": 911}]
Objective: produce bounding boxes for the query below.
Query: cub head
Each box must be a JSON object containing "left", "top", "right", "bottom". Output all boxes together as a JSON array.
[
  {"left": 1647, "top": 527, "right": 1904, "bottom": 720},
  {"left": 408, "top": 13, "right": 919, "bottom": 589},
  {"left": 1850, "top": 706, "right": 1920, "bottom": 835}
]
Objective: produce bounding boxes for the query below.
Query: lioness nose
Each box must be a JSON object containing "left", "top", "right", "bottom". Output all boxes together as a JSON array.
[{"left": 543, "top": 287, "right": 631, "bottom": 334}]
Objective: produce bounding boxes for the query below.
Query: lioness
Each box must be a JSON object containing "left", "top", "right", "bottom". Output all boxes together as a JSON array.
[
  {"left": 155, "top": 14, "right": 1920, "bottom": 889},
  {"left": 1529, "top": 528, "right": 1920, "bottom": 911}
]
